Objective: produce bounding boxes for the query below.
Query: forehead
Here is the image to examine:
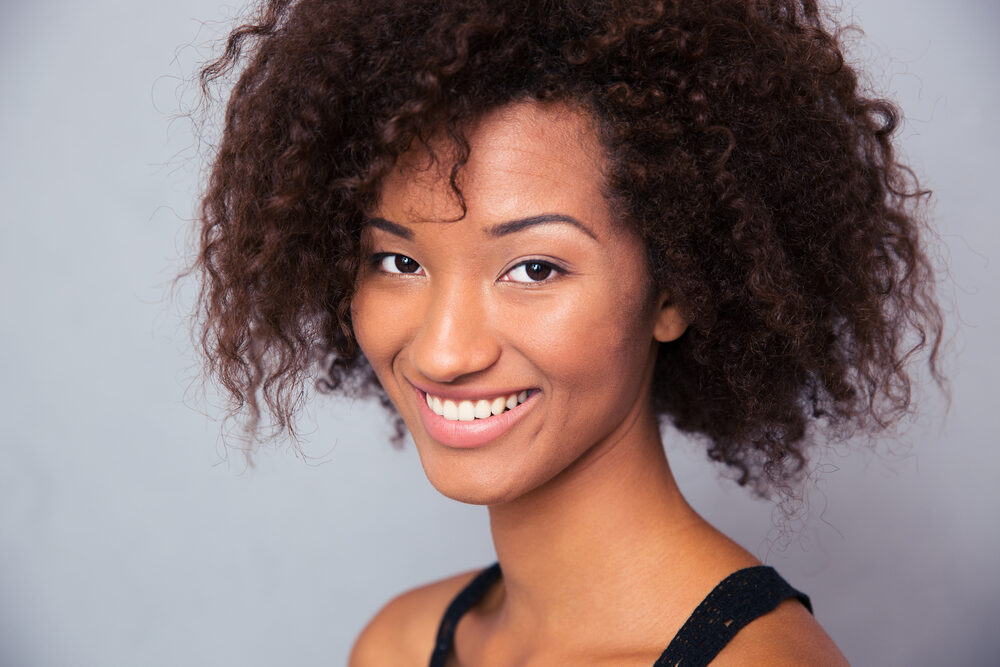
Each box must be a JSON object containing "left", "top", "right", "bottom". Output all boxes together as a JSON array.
[{"left": 376, "top": 101, "right": 610, "bottom": 226}]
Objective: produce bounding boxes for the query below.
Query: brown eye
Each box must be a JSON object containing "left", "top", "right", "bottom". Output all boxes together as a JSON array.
[
  {"left": 395, "top": 255, "right": 419, "bottom": 273},
  {"left": 377, "top": 254, "right": 423, "bottom": 275},
  {"left": 504, "top": 260, "right": 558, "bottom": 283},
  {"left": 525, "top": 262, "right": 552, "bottom": 281}
]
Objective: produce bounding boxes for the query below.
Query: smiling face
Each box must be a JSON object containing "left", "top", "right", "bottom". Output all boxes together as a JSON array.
[{"left": 350, "top": 101, "right": 686, "bottom": 505}]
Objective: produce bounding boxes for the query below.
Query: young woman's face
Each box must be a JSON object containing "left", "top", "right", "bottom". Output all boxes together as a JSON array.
[{"left": 351, "top": 102, "right": 684, "bottom": 505}]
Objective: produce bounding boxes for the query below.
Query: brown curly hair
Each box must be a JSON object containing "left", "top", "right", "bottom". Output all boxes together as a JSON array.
[{"left": 193, "top": 0, "right": 943, "bottom": 491}]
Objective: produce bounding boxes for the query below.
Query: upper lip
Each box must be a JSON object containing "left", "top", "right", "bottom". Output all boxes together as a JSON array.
[{"left": 407, "top": 378, "right": 534, "bottom": 402}]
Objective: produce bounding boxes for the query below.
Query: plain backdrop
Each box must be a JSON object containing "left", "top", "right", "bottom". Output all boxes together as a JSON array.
[{"left": 1, "top": 1, "right": 997, "bottom": 665}]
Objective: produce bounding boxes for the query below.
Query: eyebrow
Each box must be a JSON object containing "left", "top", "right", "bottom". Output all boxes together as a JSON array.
[
  {"left": 365, "top": 216, "right": 414, "bottom": 240},
  {"left": 487, "top": 214, "right": 597, "bottom": 240},
  {"left": 365, "top": 213, "right": 598, "bottom": 241}
]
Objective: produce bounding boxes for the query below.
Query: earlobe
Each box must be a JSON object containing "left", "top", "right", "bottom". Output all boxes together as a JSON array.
[{"left": 653, "top": 291, "right": 689, "bottom": 343}]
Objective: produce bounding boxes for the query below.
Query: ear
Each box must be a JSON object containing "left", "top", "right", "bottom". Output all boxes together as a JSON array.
[{"left": 652, "top": 291, "right": 689, "bottom": 343}]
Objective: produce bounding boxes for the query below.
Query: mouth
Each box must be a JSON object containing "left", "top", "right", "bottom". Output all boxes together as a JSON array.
[
  {"left": 423, "top": 389, "right": 530, "bottom": 421},
  {"left": 411, "top": 386, "right": 538, "bottom": 448}
]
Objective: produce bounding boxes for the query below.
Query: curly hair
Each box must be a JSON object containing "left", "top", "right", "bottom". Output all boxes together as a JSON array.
[{"left": 192, "top": 0, "right": 943, "bottom": 491}]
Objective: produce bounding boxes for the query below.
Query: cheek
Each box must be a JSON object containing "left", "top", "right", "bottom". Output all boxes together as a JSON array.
[
  {"left": 508, "top": 284, "right": 654, "bottom": 391},
  {"left": 349, "top": 286, "right": 397, "bottom": 377}
]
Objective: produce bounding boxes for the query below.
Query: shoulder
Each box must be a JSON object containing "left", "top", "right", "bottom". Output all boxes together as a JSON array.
[
  {"left": 665, "top": 524, "right": 849, "bottom": 665},
  {"left": 712, "top": 595, "right": 850, "bottom": 666},
  {"left": 348, "top": 567, "right": 483, "bottom": 667}
]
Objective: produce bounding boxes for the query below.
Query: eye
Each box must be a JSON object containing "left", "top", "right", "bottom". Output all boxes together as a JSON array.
[
  {"left": 376, "top": 253, "right": 424, "bottom": 275},
  {"left": 502, "top": 260, "right": 559, "bottom": 284}
]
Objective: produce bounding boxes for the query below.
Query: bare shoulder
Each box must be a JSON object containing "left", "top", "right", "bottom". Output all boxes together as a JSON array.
[
  {"left": 348, "top": 567, "right": 483, "bottom": 667},
  {"left": 712, "top": 596, "right": 850, "bottom": 666},
  {"left": 669, "top": 520, "right": 849, "bottom": 664}
]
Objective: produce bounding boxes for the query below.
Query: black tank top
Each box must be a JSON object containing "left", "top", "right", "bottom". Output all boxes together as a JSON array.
[{"left": 428, "top": 562, "right": 812, "bottom": 667}]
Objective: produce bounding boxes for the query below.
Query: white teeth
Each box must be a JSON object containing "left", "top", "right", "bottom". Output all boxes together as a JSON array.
[
  {"left": 426, "top": 390, "right": 531, "bottom": 421},
  {"left": 490, "top": 396, "right": 506, "bottom": 415}
]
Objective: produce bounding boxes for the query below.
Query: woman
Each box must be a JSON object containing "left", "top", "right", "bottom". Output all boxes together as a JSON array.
[{"left": 193, "top": 0, "right": 942, "bottom": 664}]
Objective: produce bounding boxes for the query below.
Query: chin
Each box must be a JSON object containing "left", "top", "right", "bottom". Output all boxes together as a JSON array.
[
  {"left": 420, "top": 458, "right": 536, "bottom": 507},
  {"left": 434, "top": 486, "right": 517, "bottom": 506}
]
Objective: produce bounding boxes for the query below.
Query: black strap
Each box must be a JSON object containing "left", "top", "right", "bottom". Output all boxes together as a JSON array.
[
  {"left": 428, "top": 562, "right": 502, "bottom": 667},
  {"left": 653, "top": 565, "right": 812, "bottom": 667},
  {"left": 428, "top": 562, "right": 811, "bottom": 667}
]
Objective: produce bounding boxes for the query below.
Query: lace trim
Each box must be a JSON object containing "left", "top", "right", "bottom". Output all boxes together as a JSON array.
[
  {"left": 427, "top": 562, "right": 811, "bottom": 667},
  {"left": 653, "top": 565, "right": 812, "bottom": 667}
]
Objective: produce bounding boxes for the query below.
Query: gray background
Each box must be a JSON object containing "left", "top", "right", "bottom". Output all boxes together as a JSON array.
[{"left": 1, "top": 0, "right": 997, "bottom": 665}]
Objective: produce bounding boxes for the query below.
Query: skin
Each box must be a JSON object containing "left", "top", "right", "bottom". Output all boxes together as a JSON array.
[{"left": 349, "top": 101, "right": 848, "bottom": 665}]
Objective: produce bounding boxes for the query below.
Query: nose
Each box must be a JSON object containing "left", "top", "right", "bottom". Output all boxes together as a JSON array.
[{"left": 409, "top": 279, "right": 501, "bottom": 383}]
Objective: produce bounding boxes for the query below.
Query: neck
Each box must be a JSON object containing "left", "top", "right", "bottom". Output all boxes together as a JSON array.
[{"left": 486, "top": 399, "right": 705, "bottom": 641}]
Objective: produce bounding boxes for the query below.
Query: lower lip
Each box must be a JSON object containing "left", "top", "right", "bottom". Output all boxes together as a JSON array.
[{"left": 413, "top": 387, "right": 538, "bottom": 448}]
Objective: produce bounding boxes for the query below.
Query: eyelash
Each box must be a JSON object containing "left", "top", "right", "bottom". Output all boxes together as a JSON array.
[
  {"left": 370, "top": 253, "right": 562, "bottom": 284},
  {"left": 373, "top": 253, "right": 424, "bottom": 276}
]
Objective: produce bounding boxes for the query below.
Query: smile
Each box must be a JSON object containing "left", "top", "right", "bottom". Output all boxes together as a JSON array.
[
  {"left": 425, "top": 390, "right": 530, "bottom": 421},
  {"left": 412, "top": 385, "right": 538, "bottom": 448}
]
